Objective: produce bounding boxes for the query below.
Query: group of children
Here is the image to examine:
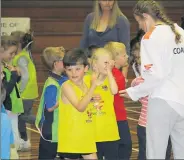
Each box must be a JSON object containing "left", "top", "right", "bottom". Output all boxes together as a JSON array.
[
  {"left": 1, "top": 31, "right": 38, "bottom": 159},
  {"left": 36, "top": 42, "right": 132, "bottom": 159}
]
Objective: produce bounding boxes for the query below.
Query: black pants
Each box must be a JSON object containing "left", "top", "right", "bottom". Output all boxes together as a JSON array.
[
  {"left": 137, "top": 125, "right": 172, "bottom": 160},
  {"left": 18, "top": 100, "right": 35, "bottom": 141},
  {"left": 96, "top": 140, "right": 119, "bottom": 160},
  {"left": 117, "top": 121, "right": 132, "bottom": 160},
  {"left": 38, "top": 135, "right": 59, "bottom": 160}
]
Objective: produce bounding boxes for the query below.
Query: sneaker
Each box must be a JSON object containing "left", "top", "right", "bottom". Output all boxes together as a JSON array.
[{"left": 18, "top": 139, "right": 31, "bottom": 152}]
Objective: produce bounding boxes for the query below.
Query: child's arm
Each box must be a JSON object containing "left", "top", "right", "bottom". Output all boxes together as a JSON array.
[
  {"left": 112, "top": 69, "right": 125, "bottom": 93},
  {"left": 3, "top": 69, "right": 19, "bottom": 95},
  {"left": 44, "top": 85, "right": 59, "bottom": 112},
  {"left": 106, "top": 61, "right": 118, "bottom": 95},
  {"left": 62, "top": 81, "right": 97, "bottom": 112},
  {"left": 17, "top": 57, "right": 29, "bottom": 93}
]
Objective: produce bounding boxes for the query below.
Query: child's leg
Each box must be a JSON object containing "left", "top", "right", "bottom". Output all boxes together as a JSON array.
[
  {"left": 146, "top": 98, "right": 176, "bottom": 159},
  {"left": 96, "top": 142, "right": 104, "bottom": 159},
  {"left": 137, "top": 125, "right": 146, "bottom": 160},
  {"left": 6, "top": 111, "right": 21, "bottom": 150},
  {"left": 18, "top": 99, "right": 35, "bottom": 141},
  {"left": 82, "top": 153, "right": 97, "bottom": 159},
  {"left": 103, "top": 141, "right": 119, "bottom": 159},
  {"left": 117, "top": 120, "right": 132, "bottom": 160},
  {"left": 38, "top": 136, "right": 57, "bottom": 159}
]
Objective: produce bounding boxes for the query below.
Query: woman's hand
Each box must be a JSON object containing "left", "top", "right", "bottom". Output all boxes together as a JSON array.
[{"left": 119, "top": 89, "right": 131, "bottom": 99}]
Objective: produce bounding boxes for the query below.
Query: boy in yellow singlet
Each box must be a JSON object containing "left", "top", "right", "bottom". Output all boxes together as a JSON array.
[
  {"left": 88, "top": 48, "right": 120, "bottom": 159},
  {"left": 57, "top": 48, "right": 100, "bottom": 159}
]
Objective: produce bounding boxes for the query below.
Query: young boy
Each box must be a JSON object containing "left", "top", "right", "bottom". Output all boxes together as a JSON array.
[
  {"left": 35, "top": 47, "right": 67, "bottom": 159},
  {"left": 105, "top": 42, "right": 132, "bottom": 159},
  {"left": 11, "top": 31, "right": 38, "bottom": 150},
  {"left": 57, "top": 48, "right": 97, "bottom": 159}
]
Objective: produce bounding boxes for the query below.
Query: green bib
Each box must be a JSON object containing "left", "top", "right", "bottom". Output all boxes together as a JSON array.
[
  {"left": 4, "top": 68, "right": 24, "bottom": 114},
  {"left": 35, "top": 77, "right": 60, "bottom": 142},
  {"left": 12, "top": 49, "right": 38, "bottom": 99}
]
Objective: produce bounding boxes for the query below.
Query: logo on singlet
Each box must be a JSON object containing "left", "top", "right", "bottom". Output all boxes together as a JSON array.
[{"left": 173, "top": 47, "right": 184, "bottom": 54}]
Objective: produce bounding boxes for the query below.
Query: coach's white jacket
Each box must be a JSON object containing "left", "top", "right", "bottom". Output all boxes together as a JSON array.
[{"left": 127, "top": 24, "right": 184, "bottom": 106}]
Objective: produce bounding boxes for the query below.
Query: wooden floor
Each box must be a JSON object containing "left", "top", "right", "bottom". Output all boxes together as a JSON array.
[{"left": 19, "top": 100, "right": 141, "bottom": 160}]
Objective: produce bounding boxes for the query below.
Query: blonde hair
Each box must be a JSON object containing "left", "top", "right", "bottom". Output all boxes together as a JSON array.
[
  {"left": 41, "top": 46, "right": 65, "bottom": 70},
  {"left": 104, "top": 42, "right": 126, "bottom": 60},
  {"left": 91, "top": 48, "right": 112, "bottom": 71},
  {"left": 91, "top": 0, "right": 126, "bottom": 29}
]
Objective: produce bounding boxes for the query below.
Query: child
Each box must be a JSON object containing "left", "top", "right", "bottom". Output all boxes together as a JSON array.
[
  {"left": 89, "top": 48, "right": 120, "bottom": 159},
  {"left": 104, "top": 42, "right": 132, "bottom": 160},
  {"left": 11, "top": 31, "right": 38, "bottom": 150},
  {"left": 131, "top": 42, "right": 172, "bottom": 160},
  {"left": 57, "top": 48, "right": 97, "bottom": 159},
  {"left": 35, "top": 47, "right": 67, "bottom": 159},
  {"left": 1, "top": 35, "right": 24, "bottom": 150},
  {"left": 0, "top": 64, "right": 19, "bottom": 159}
]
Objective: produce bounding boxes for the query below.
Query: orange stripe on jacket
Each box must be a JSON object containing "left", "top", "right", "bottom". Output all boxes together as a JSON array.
[{"left": 143, "top": 27, "right": 156, "bottom": 40}]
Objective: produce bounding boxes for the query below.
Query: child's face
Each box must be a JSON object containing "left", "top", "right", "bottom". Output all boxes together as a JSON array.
[
  {"left": 65, "top": 64, "right": 88, "bottom": 84},
  {"left": 54, "top": 59, "right": 64, "bottom": 74},
  {"left": 2, "top": 46, "right": 17, "bottom": 62},
  {"left": 134, "top": 50, "right": 141, "bottom": 65},
  {"left": 94, "top": 53, "right": 112, "bottom": 75},
  {"left": 115, "top": 51, "right": 128, "bottom": 67}
]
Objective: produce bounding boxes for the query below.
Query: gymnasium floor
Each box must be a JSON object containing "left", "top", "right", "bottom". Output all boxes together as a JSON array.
[{"left": 18, "top": 100, "right": 141, "bottom": 159}]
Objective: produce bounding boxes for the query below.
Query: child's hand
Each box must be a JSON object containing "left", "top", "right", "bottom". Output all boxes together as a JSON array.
[
  {"left": 6, "top": 64, "right": 17, "bottom": 72},
  {"left": 15, "top": 67, "right": 21, "bottom": 76},
  {"left": 91, "top": 72, "right": 102, "bottom": 86},
  {"left": 105, "top": 60, "right": 114, "bottom": 72},
  {"left": 91, "top": 94, "right": 101, "bottom": 102}
]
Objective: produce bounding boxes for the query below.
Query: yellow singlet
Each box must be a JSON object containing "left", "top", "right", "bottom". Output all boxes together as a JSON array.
[
  {"left": 84, "top": 75, "right": 120, "bottom": 142},
  {"left": 57, "top": 80, "right": 96, "bottom": 153}
]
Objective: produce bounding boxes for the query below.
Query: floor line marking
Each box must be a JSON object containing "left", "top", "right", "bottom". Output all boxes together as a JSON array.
[
  {"left": 126, "top": 109, "right": 141, "bottom": 114},
  {"left": 127, "top": 117, "right": 138, "bottom": 122}
]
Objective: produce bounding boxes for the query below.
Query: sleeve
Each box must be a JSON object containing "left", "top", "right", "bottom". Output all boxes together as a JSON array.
[
  {"left": 10, "top": 129, "right": 14, "bottom": 144},
  {"left": 58, "top": 76, "right": 68, "bottom": 86},
  {"left": 131, "top": 78, "right": 137, "bottom": 87},
  {"left": 44, "top": 85, "right": 58, "bottom": 109},
  {"left": 3, "top": 71, "right": 19, "bottom": 95},
  {"left": 17, "top": 57, "right": 29, "bottom": 93},
  {"left": 117, "top": 16, "right": 131, "bottom": 55},
  {"left": 112, "top": 69, "right": 125, "bottom": 91},
  {"left": 126, "top": 34, "right": 171, "bottom": 101},
  {"left": 80, "top": 14, "right": 92, "bottom": 49}
]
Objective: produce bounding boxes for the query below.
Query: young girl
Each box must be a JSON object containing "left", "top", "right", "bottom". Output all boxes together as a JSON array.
[
  {"left": 35, "top": 47, "right": 67, "bottom": 159},
  {"left": 104, "top": 42, "right": 132, "bottom": 159},
  {"left": 120, "top": 3, "right": 184, "bottom": 158},
  {"left": 131, "top": 42, "right": 172, "bottom": 160},
  {"left": 88, "top": 48, "right": 119, "bottom": 159},
  {"left": 11, "top": 31, "right": 38, "bottom": 150},
  {"left": 1, "top": 35, "right": 24, "bottom": 150},
  {"left": 57, "top": 48, "right": 98, "bottom": 159}
]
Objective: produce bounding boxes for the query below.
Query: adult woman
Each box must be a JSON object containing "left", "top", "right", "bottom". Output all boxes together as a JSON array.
[
  {"left": 80, "top": 0, "right": 130, "bottom": 79},
  {"left": 120, "top": 0, "right": 184, "bottom": 159}
]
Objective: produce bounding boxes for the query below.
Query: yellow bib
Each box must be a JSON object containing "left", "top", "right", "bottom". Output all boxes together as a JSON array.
[
  {"left": 12, "top": 49, "right": 38, "bottom": 99},
  {"left": 57, "top": 80, "right": 96, "bottom": 153},
  {"left": 84, "top": 75, "right": 120, "bottom": 142}
]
